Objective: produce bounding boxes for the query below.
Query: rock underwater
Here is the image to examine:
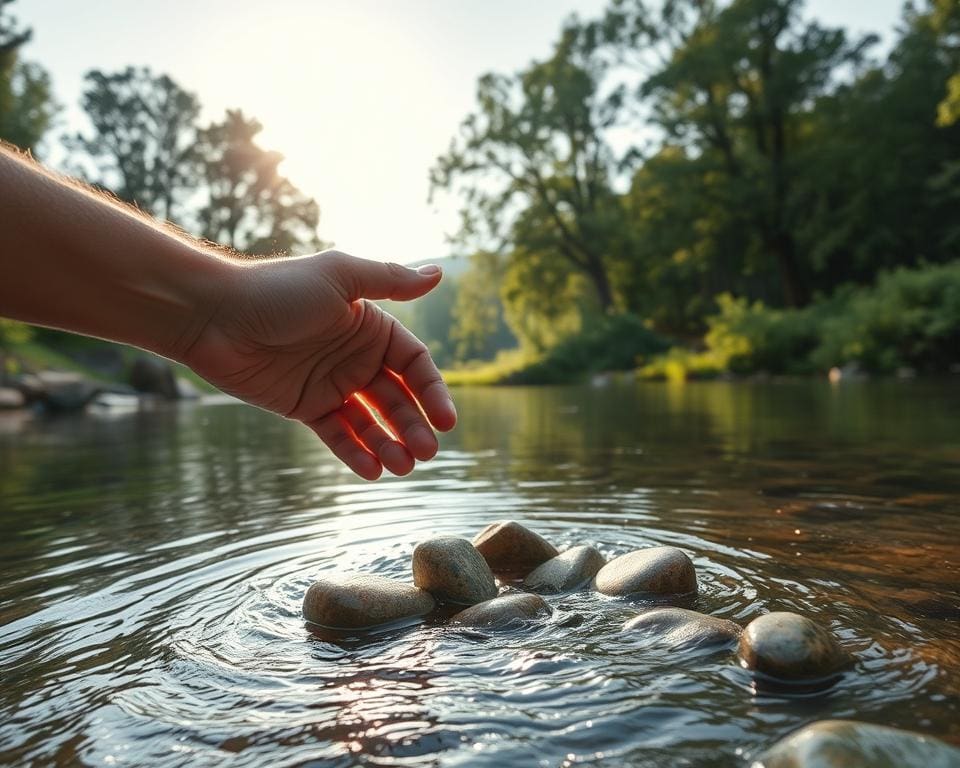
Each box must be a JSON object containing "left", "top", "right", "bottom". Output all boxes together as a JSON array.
[
  {"left": 302, "top": 575, "right": 435, "bottom": 629},
  {"left": 523, "top": 545, "right": 606, "bottom": 593},
  {"left": 593, "top": 546, "right": 697, "bottom": 597}
]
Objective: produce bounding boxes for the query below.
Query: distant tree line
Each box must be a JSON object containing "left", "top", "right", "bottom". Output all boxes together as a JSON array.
[{"left": 429, "top": 0, "right": 959, "bottom": 367}]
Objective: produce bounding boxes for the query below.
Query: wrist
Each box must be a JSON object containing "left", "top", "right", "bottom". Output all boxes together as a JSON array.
[{"left": 145, "top": 243, "right": 240, "bottom": 364}]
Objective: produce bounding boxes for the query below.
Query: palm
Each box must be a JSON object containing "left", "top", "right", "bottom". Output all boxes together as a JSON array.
[{"left": 184, "top": 252, "right": 456, "bottom": 480}]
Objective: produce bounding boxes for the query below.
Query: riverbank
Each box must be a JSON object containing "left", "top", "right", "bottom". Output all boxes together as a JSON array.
[{"left": 0, "top": 338, "right": 214, "bottom": 413}]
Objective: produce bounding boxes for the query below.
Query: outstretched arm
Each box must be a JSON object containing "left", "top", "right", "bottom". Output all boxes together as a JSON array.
[{"left": 0, "top": 144, "right": 457, "bottom": 480}]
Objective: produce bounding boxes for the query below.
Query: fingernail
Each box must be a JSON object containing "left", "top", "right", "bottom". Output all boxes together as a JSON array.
[{"left": 417, "top": 264, "right": 441, "bottom": 276}]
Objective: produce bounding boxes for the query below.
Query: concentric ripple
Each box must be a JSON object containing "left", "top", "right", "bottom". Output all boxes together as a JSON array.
[{"left": 1, "top": 381, "right": 958, "bottom": 766}]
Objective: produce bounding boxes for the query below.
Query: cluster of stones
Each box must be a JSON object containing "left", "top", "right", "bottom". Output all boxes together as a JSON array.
[{"left": 301, "top": 521, "right": 960, "bottom": 766}]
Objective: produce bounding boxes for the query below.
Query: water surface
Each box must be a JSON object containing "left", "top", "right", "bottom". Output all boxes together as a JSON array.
[{"left": 1, "top": 380, "right": 958, "bottom": 766}]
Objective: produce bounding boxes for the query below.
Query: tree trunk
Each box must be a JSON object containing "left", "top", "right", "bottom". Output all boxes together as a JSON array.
[
  {"left": 772, "top": 231, "right": 808, "bottom": 308},
  {"left": 586, "top": 256, "right": 615, "bottom": 312}
]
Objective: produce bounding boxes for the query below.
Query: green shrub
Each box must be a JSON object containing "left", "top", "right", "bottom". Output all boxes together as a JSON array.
[
  {"left": 812, "top": 261, "right": 960, "bottom": 372},
  {"left": 444, "top": 314, "right": 669, "bottom": 385},
  {"left": 641, "top": 260, "right": 960, "bottom": 378},
  {"left": 506, "top": 313, "right": 669, "bottom": 384}
]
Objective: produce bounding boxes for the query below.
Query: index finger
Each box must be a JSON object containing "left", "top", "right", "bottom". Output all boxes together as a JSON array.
[{"left": 384, "top": 318, "right": 457, "bottom": 432}]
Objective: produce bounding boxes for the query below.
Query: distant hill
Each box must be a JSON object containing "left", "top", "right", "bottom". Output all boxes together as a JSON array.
[{"left": 406, "top": 255, "right": 472, "bottom": 281}]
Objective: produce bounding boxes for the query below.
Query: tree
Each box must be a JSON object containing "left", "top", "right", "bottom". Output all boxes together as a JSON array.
[
  {"left": 196, "top": 109, "right": 324, "bottom": 254},
  {"left": 0, "top": 0, "right": 56, "bottom": 152},
  {"left": 450, "top": 251, "right": 517, "bottom": 361},
  {"left": 66, "top": 67, "right": 201, "bottom": 221},
  {"left": 600, "top": 0, "right": 876, "bottom": 307},
  {"left": 431, "top": 21, "right": 628, "bottom": 314}
]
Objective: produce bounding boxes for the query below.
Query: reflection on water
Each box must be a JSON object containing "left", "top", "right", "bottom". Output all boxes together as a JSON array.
[{"left": 0, "top": 380, "right": 958, "bottom": 766}]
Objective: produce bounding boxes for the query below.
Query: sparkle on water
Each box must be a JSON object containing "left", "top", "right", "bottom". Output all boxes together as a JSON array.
[{"left": 1, "top": 380, "right": 958, "bottom": 766}]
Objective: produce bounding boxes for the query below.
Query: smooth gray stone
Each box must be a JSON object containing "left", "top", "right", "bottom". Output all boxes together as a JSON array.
[
  {"left": 302, "top": 575, "right": 435, "bottom": 629},
  {"left": 523, "top": 545, "right": 606, "bottom": 593},
  {"left": 452, "top": 593, "right": 551, "bottom": 629},
  {"left": 753, "top": 720, "right": 960, "bottom": 768},
  {"left": 592, "top": 547, "right": 697, "bottom": 597},
  {"left": 622, "top": 607, "right": 741, "bottom": 649},
  {"left": 0, "top": 387, "right": 25, "bottom": 410},
  {"left": 739, "top": 612, "right": 850, "bottom": 681},
  {"left": 473, "top": 520, "right": 559, "bottom": 575},
  {"left": 412, "top": 536, "right": 497, "bottom": 605}
]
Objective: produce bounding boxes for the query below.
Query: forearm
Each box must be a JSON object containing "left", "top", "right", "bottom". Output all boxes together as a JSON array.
[{"left": 0, "top": 144, "right": 232, "bottom": 360}]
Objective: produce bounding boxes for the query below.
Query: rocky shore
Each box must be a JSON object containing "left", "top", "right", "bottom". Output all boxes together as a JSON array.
[{"left": 0, "top": 353, "right": 201, "bottom": 414}]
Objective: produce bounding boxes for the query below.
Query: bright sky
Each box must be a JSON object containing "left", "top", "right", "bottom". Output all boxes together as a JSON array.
[{"left": 18, "top": 0, "right": 903, "bottom": 263}]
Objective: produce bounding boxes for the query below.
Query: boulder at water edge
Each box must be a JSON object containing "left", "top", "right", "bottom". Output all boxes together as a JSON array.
[
  {"left": 753, "top": 720, "right": 960, "bottom": 768},
  {"left": 523, "top": 545, "right": 606, "bottom": 593},
  {"left": 452, "top": 593, "right": 552, "bottom": 629},
  {"left": 622, "top": 607, "right": 741, "bottom": 649},
  {"left": 592, "top": 547, "right": 697, "bottom": 597},
  {"left": 0, "top": 387, "right": 25, "bottom": 410},
  {"left": 473, "top": 521, "right": 559, "bottom": 575},
  {"left": 302, "top": 575, "right": 435, "bottom": 629},
  {"left": 412, "top": 536, "right": 498, "bottom": 605},
  {"left": 739, "top": 612, "right": 850, "bottom": 682}
]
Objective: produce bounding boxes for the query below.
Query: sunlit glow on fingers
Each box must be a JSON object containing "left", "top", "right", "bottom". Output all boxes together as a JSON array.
[
  {"left": 309, "top": 412, "right": 382, "bottom": 481},
  {"left": 361, "top": 370, "right": 439, "bottom": 462},
  {"left": 341, "top": 396, "right": 415, "bottom": 477}
]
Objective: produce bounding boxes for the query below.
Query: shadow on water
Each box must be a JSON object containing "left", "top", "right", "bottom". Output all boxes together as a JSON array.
[{"left": 0, "top": 380, "right": 958, "bottom": 766}]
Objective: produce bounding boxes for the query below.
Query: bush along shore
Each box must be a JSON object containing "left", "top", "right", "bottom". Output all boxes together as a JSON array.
[
  {"left": 442, "top": 261, "right": 960, "bottom": 386},
  {"left": 302, "top": 520, "right": 960, "bottom": 767}
]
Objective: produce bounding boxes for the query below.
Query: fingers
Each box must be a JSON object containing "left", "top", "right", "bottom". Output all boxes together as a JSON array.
[
  {"left": 324, "top": 251, "right": 443, "bottom": 302},
  {"left": 361, "top": 371, "right": 440, "bottom": 462},
  {"left": 340, "top": 396, "right": 415, "bottom": 476},
  {"left": 310, "top": 397, "right": 416, "bottom": 479},
  {"left": 384, "top": 321, "right": 457, "bottom": 432},
  {"left": 309, "top": 411, "right": 383, "bottom": 481}
]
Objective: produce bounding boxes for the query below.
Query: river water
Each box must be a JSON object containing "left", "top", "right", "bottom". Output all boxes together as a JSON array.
[{"left": 1, "top": 380, "right": 958, "bottom": 767}]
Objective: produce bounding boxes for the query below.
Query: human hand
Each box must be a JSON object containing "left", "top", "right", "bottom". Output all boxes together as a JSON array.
[{"left": 180, "top": 250, "right": 457, "bottom": 480}]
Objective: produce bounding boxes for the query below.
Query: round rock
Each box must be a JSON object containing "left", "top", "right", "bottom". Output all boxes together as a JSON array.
[
  {"left": 592, "top": 547, "right": 697, "bottom": 597},
  {"left": 302, "top": 575, "right": 435, "bottom": 629},
  {"left": 412, "top": 536, "right": 497, "bottom": 605},
  {"left": 739, "top": 612, "right": 849, "bottom": 682},
  {"left": 622, "top": 607, "right": 741, "bottom": 649},
  {"left": 473, "top": 521, "right": 559, "bottom": 575},
  {"left": 452, "top": 593, "right": 551, "bottom": 629},
  {"left": 523, "top": 545, "right": 606, "bottom": 593},
  {"left": 756, "top": 719, "right": 960, "bottom": 768}
]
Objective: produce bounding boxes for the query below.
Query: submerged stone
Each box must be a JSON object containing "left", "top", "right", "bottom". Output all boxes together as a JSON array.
[
  {"left": 754, "top": 720, "right": 960, "bottom": 768},
  {"left": 739, "top": 612, "right": 850, "bottom": 682},
  {"left": 412, "top": 536, "right": 497, "bottom": 606},
  {"left": 452, "top": 593, "right": 551, "bottom": 629},
  {"left": 622, "top": 607, "right": 741, "bottom": 649},
  {"left": 523, "top": 545, "right": 606, "bottom": 593},
  {"left": 302, "top": 575, "right": 435, "bottom": 629},
  {"left": 472, "top": 520, "right": 558, "bottom": 575},
  {"left": 592, "top": 547, "right": 697, "bottom": 597}
]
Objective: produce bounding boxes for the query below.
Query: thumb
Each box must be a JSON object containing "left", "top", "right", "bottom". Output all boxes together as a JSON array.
[{"left": 326, "top": 252, "right": 442, "bottom": 301}]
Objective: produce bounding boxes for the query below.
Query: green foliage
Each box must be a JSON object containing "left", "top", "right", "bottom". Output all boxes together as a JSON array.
[
  {"left": 812, "top": 262, "right": 960, "bottom": 373},
  {"left": 430, "top": 19, "right": 627, "bottom": 324},
  {"left": 0, "top": 318, "right": 31, "bottom": 354},
  {"left": 0, "top": 0, "right": 56, "bottom": 152},
  {"left": 643, "top": 262, "right": 960, "bottom": 379},
  {"left": 450, "top": 252, "right": 517, "bottom": 362},
  {"left": 448, "top": 314, "right": 668, "bottom": 385}
]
